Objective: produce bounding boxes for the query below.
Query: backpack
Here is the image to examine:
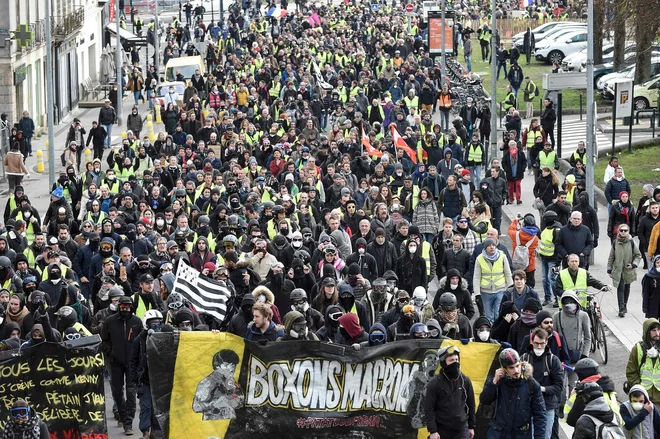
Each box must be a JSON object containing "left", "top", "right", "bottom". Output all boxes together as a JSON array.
[
  {"left": 512, "top": 231, "right": 537, "bottom": 270},
  {"left": 534, "top": 83, "right": 540, "bottom": 97},
  {"left": 582, "top": 414, "right": 625, "bottom": 439}
]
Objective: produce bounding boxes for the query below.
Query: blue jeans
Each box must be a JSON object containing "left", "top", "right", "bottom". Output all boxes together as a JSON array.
[
  {"left": 102, "top": 124, "right": 113, "bottom": 148},
  {"left": 133, "top": 90, "right": 142, "bottom": 106},
  {"left": 544, "top": 408, "right": 555, "bottom": 439},
  {"left": 541, "top": 259, "right": 557, "bottom": 301},
  {"left": 147, "top": 89, "right": 154, "bottom": 110},
  {"left": 481, "top": 291, "right": 504, "bottom": 324},
  {"left": 440, "top": 109, "right": 450, "bottom": 131},
  {"left": 465, "top": 55, "right": 472, "bottom": 72},
  {"left": 423, "top": 233, "right": 434, "bottom": 244},
  {"left": 469, "top": 165, "right": 481, "bottom": 186},
  {"left": 137, "top": 384, "right": 152, "bottom": 433},
  {"left": 321, "top": 111, "right": 328, "bottom": 130},
  {"left": 26, "top": 136, "right": 33, "bottom": 154},
  {"left": 497, "top": 62, "right": 508, "bottom": 80},
  {"left": 526, "top": 147, "right": 533, "bottom": 170}
]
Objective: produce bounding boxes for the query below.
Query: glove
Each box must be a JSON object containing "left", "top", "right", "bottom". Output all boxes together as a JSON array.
[{"left": 352, "top": 343, "right": 362, "bottom": 351}]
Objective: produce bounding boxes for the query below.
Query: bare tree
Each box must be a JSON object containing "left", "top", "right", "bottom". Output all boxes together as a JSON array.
[{"left": 634, "top": 0, "right": 660, "bottom": 83}]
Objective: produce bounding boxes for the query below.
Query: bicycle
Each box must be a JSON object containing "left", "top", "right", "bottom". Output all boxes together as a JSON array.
[{"left": 577, "top": 286, "right": 612, "bottom": 365}]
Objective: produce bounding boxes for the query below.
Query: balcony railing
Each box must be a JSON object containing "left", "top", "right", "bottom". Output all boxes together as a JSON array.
[{"left": 51, "top": 7, "right": 85, "bottom": 40}]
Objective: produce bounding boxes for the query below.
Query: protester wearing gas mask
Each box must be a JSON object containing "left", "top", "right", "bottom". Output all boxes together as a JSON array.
[
  {"left": 362, "top": 278, "right": 394, "bottom": 327},
  {"left": 481, "top": 348, "right": 546, "bottom": 439},
  {"left": 289, "top": 289, "right": 323, "bottom": 332},
  {"left": 277, "top": 311, "right": 318, "bottom": 341},
  {"left": 520, "top": 327, "right": 564, "bottom": 439},
  {"left": 424, "top": 346, "right": 476, "bottom": 439},
  {"left": 627, "top": 318, "right": 660, "bottom": 406},
  {"left": 316, "top": 305, "right": 344, "bottom": 343},
  {"left": 101, "top": 296, "right": 142, "bottom": 436}
]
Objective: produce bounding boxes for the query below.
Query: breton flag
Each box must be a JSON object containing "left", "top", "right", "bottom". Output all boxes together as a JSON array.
[
  {"left": 172, "top": 261, "right": 232, "bottom": 324},
  {"left": 390, "top": 125, "right": 418, "bottom": 164},
  {"left": 312, "top": 60, "right": 333, "bottom": 91},
  {"left": 362, "top": 125, "right": 383, "bottom": 157}
]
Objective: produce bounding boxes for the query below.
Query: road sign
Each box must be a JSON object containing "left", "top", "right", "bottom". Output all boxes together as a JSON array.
[
  {"left": 542, "top": 72, "right": 588, "bottom": 91},
  {"left": 405, "top": 3, "right": 415, "bottom": 13},
  {"left": 13, "top": 24, "right": 33, "bottom": 48}
]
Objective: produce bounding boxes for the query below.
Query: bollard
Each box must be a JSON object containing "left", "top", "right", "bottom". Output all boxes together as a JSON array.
[
  {"left": 121, "top": 131, "right": 127, "bottom": 139},
  {"left": 146, "top": 113, "right": 153, "bottom": 122},
  {"left": 146, "top": 120, "right": 155, "bottom": 142},
  {"left": 155, "top": 105, "right": 162, "bottom": 124},
  {"left": 44, "top": 140, "right": 49, "bottom": 161},
  {"left": 36, "top": 150, "right": 44, "bottom": 173},
  {"left": 84, "top": 147, "right": 92, "bottom": 164}
]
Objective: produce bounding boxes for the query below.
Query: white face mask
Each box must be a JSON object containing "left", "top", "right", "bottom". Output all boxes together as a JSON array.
[
  {"left": 450, "top": 283, "right": 458, "bottom": 290},
  {"left": 533, "top": 348, "right": 544, "bottom": 357},
  {"left": 648, "top": 346, "right": 659, "bottom": 359},
  {"left": 564, "top": 303, "right": 577, "bottom": 313},
  {"left": 292, "top": 240, "right": 302, "bottom": 248},
  {"left": 631, "top": 402, "right": 644, "bottom": 411},
  {"left": 408, "top": 246, "right": 417, "bottom": 254},
  {"left": 156, "top": 219, "right": 165, "bottom": 227},
  {"left": 109, "top": 303, "right": 118, "bottom": 312},
  {"left": 478, "top": 331, "right": 490, "bottom": 342},
  {"left": 24, "top": 212, "right": 31, "bottom": 219},
  {"left": 358, "top": 248, "right": 365, "bottom": 255}
]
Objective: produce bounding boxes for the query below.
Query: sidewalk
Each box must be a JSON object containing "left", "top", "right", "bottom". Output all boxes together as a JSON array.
[{"left": 501, "top": 166, "right": 645, "bottom": 351}]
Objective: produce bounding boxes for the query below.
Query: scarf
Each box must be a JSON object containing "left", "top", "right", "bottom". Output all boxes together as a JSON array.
[
  {"left": 482, "top": 248, "right": 501, "bottom": 262},
  {"left": 6, "top": 306, "right": 29, "bottom": 326},
  {"left": 620, "top": 205, "right": 630, "bottom": 225},
  {"left": 71, "top": 300, "right": 84, "bottom": 323},
  {"left": 2, "top": 412, "right": 41, "bottom": 439},
  {"left": 441, "top": 310, "right": 459, "bottom": 334}
]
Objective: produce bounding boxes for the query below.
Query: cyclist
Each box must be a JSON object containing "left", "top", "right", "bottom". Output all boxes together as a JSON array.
[
  {"left": 555, "top": 253, "right": 607, "bottom": 309},
  {"left": 565, "top": 358, "right": 620, "bottom": 426}
]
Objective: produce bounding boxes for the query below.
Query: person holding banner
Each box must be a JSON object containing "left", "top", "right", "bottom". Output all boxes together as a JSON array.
[
  {"left": 424, "top": 346, "right": 476, "bottom": 439},
  {"left": 2, "top": 399, "right": 49, "bottom": 439}
]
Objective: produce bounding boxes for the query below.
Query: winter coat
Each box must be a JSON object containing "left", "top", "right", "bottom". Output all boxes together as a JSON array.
[
  {"left": 609, "top": 201, "right": 636, "bottom": 237},
  {"left": 501, "top": 151, "right": 527, "bottom": 181},
  {"left": 607, "top": 236, "right": 643, "bottom": 287},
  {"left": 101, "top": 313, "right": 143, "bottom": 367},
  {"left": 127, "top": 113, "right": 143, "bottom": 135},
  {"left": 627, "top": 318, "right": 660, "bottom": 404},
  {"left": 556, "top": 222, "right": 594, "bottom": 266},
  {"left": 397, "top": 251, "right": 428, "bottom": 293},
  {"left": 642, "top": 267, "right": 660, "bottom": 319},
  {"left": 366, "top": 240, "right": 398, "bottom": 277},
  {"left": 440, "top": 247, "right": 471, "bottom": 279},
  {"left": 541, "top": 104, "right": 556, "bottom": 132},
  {"left": 553, "top": 291, "right": 591, "bottom": 359},
  {"left": 483, "top": 175, "right": 508, "bottom": 207},
  {"left": 620, "top": 385, "right": 660, "bottom": 439},
  {"left": 424, "top": 371, "right": 477, "bottom": 435},
  {"left": 520, "top": 344, "right": 564, "bottom": 409},
  {"left": 412, "top": 198, "right": 440, "bottom": 235},
  {"left": 4, "top": 150, "right": 29, "bottom": 176},
  {"left": 572, "top": 192, "right": 600, "bottom": 243},
  {"left": 245, "top": 320, "right": 284, "bottom": 342},
  {"left": 508, "top": 218, "right": 540, "bottom": 272},
  {"left": 604, "top": 177, "right": 632, "bottom": 205},
  {"left": 572, "top": 396, "right": 617, "bottom": 439},
  {"left": 480, "top": 362, "right": 546, "bottom": 439},
  {"left": 438, "top": 186, "right": 467, "bottom": 219},
  {"left": 638, "top": 212, "right": 660, "bottom": 255},
  {"left": 434, "top": 272, "right": 475, "bottom": 319},
  {"left": 545, "top": 200, "right": 572, "bottom": 226},
  {"left": 503, "top": 285, "right": 540, "bottom": 316}
]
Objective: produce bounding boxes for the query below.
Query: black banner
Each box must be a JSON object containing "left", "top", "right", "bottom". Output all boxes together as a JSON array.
[{"left": 0, "top": 341, "right": 107, "bottom": 439}]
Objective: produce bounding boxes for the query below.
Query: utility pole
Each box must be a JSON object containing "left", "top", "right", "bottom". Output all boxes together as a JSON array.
[
  {"left": 45, "top": 0, "right": 56, "bottom": 187},
  {"left": 586, "top": 0, "right": 595, "bottom": 207},
  {"left": 489, "top": 0, "right": 497, "bottom": 162},
  {"left": 115, "top": 0, "right": 123, "bottom": 126},
  {"left": 440, "top": 0, "right": 446, "bottom": 81},
  {"left": 154, "top": 0, "right": 160, "bottom": 74}
]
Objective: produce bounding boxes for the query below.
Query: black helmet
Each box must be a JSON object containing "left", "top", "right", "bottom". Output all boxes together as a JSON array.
[
  {"left": 272, "top": 205, "right": 284, "bottom": 215},
  {"left": 543, "top": 210, "right": 558, "bottom": 221},
  {"left": 293, "top": 249, "right": 311, "bottom": 264},
  {"left": 0, "top": 256, "right": 11, "bottom": 269},
  {"left": 575, "top": 382, "right": 603, "bottom": 404},
  {"left": 410, "top": 323, "right": 429, "bottom": 338},
  {"left": 228, "top": 215, "right": 240, "bottom": 227},
  {"left": 108, "top": 286, "right": 124, "bottom": 298},
  {"left": 439, "top": 292, "right": 457, "bottom": 310},
  {"left": 574, "top": 358, "right": 599, "bottom": 381},
  {"left": 523, "top": 214, "right": 536, "bottom": 227},
  {"left": 499, "top": 348, "right": 520, "bottom": 368},
  {"left": 290, "top": 289, "right": 307, "bottom": 301},
  {"left": 262, "top": 201, "right": 275, "bottom": 210}
]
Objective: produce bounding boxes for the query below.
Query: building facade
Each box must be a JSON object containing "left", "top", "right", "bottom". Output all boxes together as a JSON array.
[{"left": 0, "top": 0, "right": 106, "bottom": 132}]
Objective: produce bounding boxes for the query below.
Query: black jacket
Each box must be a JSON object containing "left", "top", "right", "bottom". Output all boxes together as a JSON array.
[
  {"left": 129, "top": 329, "right": 150, "bottom": 386},
  {"left": 521, "top": 345, "right": 564, "bottom": 409},
  {"left": 541, "top": 104, "right": 556, "bottom": 131},
  {"left": 397, "top": 252, "right": 428, "bottom": 293},
  {"left": 424, "top": 371, "right": 476, "bottom": 434},
  {"left": 101, "top": 313, "right": 143, "bottom": 367},
  {"left": 556, "top": 223, "right": 594, "bottom": 266}
]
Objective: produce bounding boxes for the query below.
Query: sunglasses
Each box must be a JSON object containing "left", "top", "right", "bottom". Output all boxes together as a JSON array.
[
  {"left": 10, "top": 407, "right": 29, "bottom": 419},
  {"left": 178, "top": 321, "right": 192, "bottom": 328},
  {"left": 83, "top": 224, "right": 92, "bottom": 228},
  {"left": 619, "top": 229, "right": 629, "bottom": 233},
  {"left": 397, "top": 297, "right": 410, "bottom": 304},
  {"left": 542, "top": 320, "right": 553, "bottom": 325},
  {"left": 292, "top": 238, "right": 303, "bottom": 242},
  {"left": 458, "top": 219, "right": 468, "bottom": 223},
  {"left": 65, "top": 332, "right": 82, "bottom": 340}
]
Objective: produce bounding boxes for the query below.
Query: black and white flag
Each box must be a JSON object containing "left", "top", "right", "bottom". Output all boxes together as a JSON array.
[{"left": 172, "top": 262, "right": 232, "bottom": 323}]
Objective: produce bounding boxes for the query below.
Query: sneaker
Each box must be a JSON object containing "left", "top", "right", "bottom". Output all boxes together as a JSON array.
[
  {"left": 124, "top": 426, "right": 134, "bottom": 436},
  {"left": 618, "top": 311, "right": 625, "bottom": 318},
  {"left": 542, "top": 299, "right": 552, "bottom": 306},
  {"left": 517, "top": 200, "right": 522, "bottom": 205},
  {"left": 552, "top": 300, "right": 559, "bottom": 308}
]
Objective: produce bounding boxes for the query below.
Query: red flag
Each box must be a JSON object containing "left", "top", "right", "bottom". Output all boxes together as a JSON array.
[
  {"left": 390, "top": 125, "right": 418, "bottom": 164},
  {"left": 362, "top": 126, "right": 383, "bottom": 158}
]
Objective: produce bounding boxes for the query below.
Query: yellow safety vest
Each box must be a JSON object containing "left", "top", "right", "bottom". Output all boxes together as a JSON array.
[
  {"left": 538, "top": 151, "right": 557, "bottom": 169},
  {"left": 398, "top": 186, "right": 419, "bottom": 210},
  {"left": 538, "top": 228, "right": 555, "bottom": 257},
  {"left": 563, "top": 390, "right": 621, "bottom": 423},
  {"left": 132, "top": 293, "right": 155, "bottom": 319},
  {"left": 14, "top": 211, "right": 37, "bottom": 245},
  {"left": 637, "top": 343, "right": 660, "bottom": 392},
  {"left": 267, "top": 218, "right": 292, "bottom": 240},
  {"left": 24, "top": 246, "right": 39, "bottom": 269},
  {"left": 474, "top": 218, "right": 491, "bottom": 242},
  {"left": 503, "top": 92, "right": 516, "bottom": 110},
  {"left": 526, "top": 128, "right": 542, "bottom": 149},
  {"left": 41, "top": 265, "right": 69, "bottom": 281},
  {"left": 566, "top": 185, "right": 577, "bottom": 204},
  {"left": 477, "top": 254, "right": 506, "bottom": 288},
  {"left": 559, "top": 268, "right": 588, "bottom": 307},
  {"left": 468, "top": 144, "right": 483, "bottom": 164},
  {"left": 404, "top": 96, "right": 419, "bottom": 109}
]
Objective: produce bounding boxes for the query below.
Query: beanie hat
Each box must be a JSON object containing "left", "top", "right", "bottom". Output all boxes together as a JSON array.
[
  {"left": 483, "top": 238, "right": 497, "bottom": 248},
  {"left": 523, "top": 298, "right": 542, "bottom": 314},
  {"left": 536, "top": 310, "right": 552, "bottom": 326}
]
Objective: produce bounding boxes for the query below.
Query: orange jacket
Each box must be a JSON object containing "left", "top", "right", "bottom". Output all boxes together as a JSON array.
[
  {"left": 649, "top": 221, "right": 660, "bottom": 257},
  {"left": 508, "top": 218, "right": 539, "bottom": 272}
]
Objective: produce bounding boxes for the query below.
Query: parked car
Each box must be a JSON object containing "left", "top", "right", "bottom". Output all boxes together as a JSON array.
[
  {"left": 601, "top": 59, "right": 660, "bottom": 100},
  {"left": 512, "top": 21, "right": 585, "bottom": 50},
  {"left": 633, "top": 75, "right": 660, "bottom": 109},
  {"left": 534, "top": 30, "right": 588, "bottom": 64}
]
